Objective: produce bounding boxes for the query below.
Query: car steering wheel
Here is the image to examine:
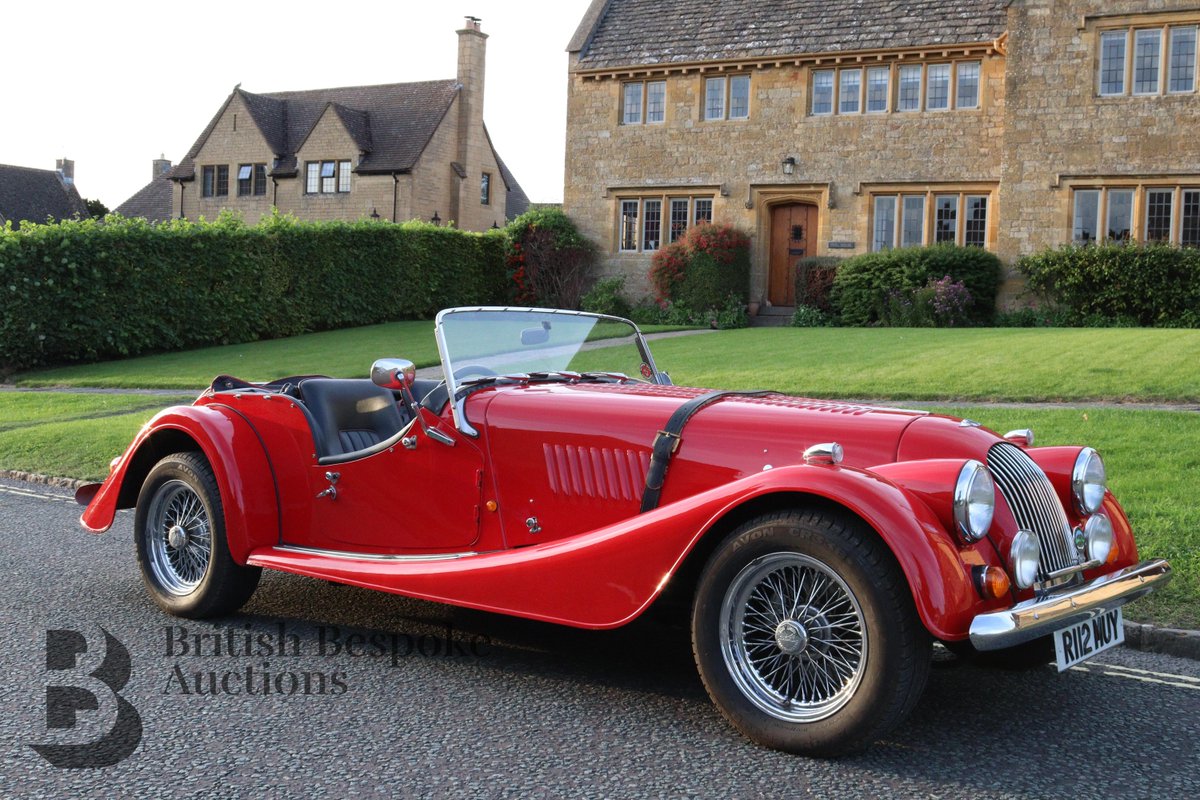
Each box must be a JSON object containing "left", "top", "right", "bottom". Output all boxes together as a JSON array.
[{"left": 453, "top": 365, "right": 498, "bottom": 380}]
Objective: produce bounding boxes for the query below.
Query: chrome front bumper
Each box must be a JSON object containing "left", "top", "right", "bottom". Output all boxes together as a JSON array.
[{"left": 969, "top": 559, "right": 1172, "bottom": 651}]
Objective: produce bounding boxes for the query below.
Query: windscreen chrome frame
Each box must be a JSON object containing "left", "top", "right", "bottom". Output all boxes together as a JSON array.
[{"left": 433, "top": 306, "right": 668, "bottom": 438}]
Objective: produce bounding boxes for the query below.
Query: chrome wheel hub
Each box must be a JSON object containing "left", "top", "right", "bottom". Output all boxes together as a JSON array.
[
  {"left": 145, "top": 480, "right": 212, "bottom": 595},
  {"left": 720, "top": 552, "right": 867, "bottom": 723},
  {"left": 167, "top": 524, "right": 189, "bottom": 549},
  {"left": 774, "top": 619, "right": 810, "bottom": 655}
]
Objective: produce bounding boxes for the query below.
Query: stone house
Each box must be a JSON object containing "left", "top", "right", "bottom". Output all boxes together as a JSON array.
[
  {"left": 564, "top": 0, "right": 1200, "bottom": 306},
  {"left": 166, "top": 18, "right": 527, "bottom": 231},
  {"left": 114, "top": 157, "right": 175, "bottom": 223},
  {"left": 0, "top": 159, "right": 89, "bottom": 229}
]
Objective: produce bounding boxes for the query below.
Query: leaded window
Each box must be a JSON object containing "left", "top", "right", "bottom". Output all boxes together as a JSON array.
[
  {"left": 926, "top": 64, "right": 951, "bottom": 110},
  {"left": 839, "top": 69, "right": 861, "bottom": 114},
  {"left": 866, "top": 67, "right": 889, "bottom": 112},
  {"left": 812, "top": 70, "right": 834, "bottom": 115},
  {"left": 1145, "top": 189, "right": 1174, "bottom": 241},
  {"left": 956, "top": 62, "right": 980, "bottom": 108},
  {"left": 964, "top": 196, "right": 988, "bottom": 248},
  {"left": 898, "top": 65, "right": 922, "bottom": 111},
  {"left": 1134, "top": 29, "right": 1163, "bottom": 94}
]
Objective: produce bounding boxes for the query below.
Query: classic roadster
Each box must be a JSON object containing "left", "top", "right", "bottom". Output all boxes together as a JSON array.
[{"left": 78, "top": 307, "right": 1171, "bottom": 755}]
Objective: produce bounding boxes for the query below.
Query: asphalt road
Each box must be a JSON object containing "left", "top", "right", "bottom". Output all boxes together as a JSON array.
[{"left": 2, "top": 477, "right": 1197, "bottom": 799}]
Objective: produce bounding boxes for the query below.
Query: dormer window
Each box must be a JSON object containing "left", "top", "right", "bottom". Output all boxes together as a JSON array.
[
  {"left": 201, "top": 165, "right": 228, "bottom": 197},
  {"left": 305, "top": 160, "right": 352, "bottom": 194},
  {"left": 237, "top": 164, "right": 268, "bottom": 196}
]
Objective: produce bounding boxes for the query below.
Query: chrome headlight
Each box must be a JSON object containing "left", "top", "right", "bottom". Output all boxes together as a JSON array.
[
  {"left": 1072, "top": 448, "right": 1107, "bottom": 514},
  {"left": 953, "top": 460, "right": 995, "bottom": 542},
  {"left": 1084, "top": 513, "right": 1114, "bottom": 564},
  {"left": 1010, "top": 530, "right": 1041, "bottom": 589}
]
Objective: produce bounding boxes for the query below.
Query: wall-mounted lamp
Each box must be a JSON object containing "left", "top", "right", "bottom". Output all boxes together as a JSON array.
[
  {"left": 370, "top": 207, "right": 380, "bottom": 220},
  {"left": 430, "top": 210, "right": 441, "bottom": 226},
  {"left": 781, "top": 156, "right": 797, "bottom": 176}
]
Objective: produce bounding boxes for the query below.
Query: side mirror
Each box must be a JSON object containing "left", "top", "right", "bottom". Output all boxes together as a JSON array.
[{"left": 370, "top": 358, "right": 416, "bottom": 391}]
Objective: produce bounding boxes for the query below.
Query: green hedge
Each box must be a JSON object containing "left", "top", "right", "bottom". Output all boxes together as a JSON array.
[
  {"left": 831, "top": 244, "right": 1002, "bottom": 326},
  {"left": 0, "top": 213, "right": 507, "bottom": 372},
  {"left": 793, "top": 256, "right": 842, "bottom": 312},
  {"left": 1016, "top": 242, "right": 1200, "bottom": 327}
]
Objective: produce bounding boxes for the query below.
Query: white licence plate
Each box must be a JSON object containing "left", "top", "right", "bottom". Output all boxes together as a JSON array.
[{"left": 1053, "top": 606, "right": 1124, "bottom": 671}]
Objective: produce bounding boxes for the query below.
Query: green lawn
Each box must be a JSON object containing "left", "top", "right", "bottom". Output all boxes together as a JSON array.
[
  {"left": 14, "top": 321, "right": 692, "bottom": 390},
  {"left": 15, "top": 321, "right": 444, "bottom": 389},
  {"left": 0, "top": 392, "right": 185, "bottom": 430},
  {"left": 0, "top": 393, "right": 193, "bottom": 480},
  {"left": 645, "top": 327, "right": 1200, "bottom": 402}
]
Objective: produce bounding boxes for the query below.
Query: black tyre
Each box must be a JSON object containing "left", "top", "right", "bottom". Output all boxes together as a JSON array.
[
  {"left": 692, "top": 509, "right": 931, "bottom": 756},
  {"left": 134, "top": 452, "right": 261, "bottom": 618}
]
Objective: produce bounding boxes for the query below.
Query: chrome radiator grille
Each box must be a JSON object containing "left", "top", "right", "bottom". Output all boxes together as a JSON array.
[{"left": 987, "top": 442, "right": 1078, "bottom": 578}]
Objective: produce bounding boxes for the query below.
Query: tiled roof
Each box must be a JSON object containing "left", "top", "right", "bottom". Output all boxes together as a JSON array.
[
  {"left": 491, "top": 144, "right": 529, "bottom": 220},
  {"left": 572, "top": 0, "right": 1009, "bottom": 70},
  {"left": 0, "top": 163, "right": 89, "bottom": 229},
  {"left": 171, "top": 80, "right": 459, "bottom": 181},
  {"left": 114, "top": 175, "right": 174, "bottom": 222}
]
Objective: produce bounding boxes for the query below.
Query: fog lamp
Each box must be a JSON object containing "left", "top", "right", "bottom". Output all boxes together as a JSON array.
[
  {"left": 1084, "top": 513, "right": 1114, "bottom": 564},
  {"left": 1010, "top": 530, "right": 1041, "bottom": 589}
]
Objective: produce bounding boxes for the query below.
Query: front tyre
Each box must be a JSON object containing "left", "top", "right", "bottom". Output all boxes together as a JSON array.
[
  {"left": 134, "top": 452, "right": 260, "bottom": 618},
  {"left": 692, "top": 509, "right": 930, "bottom": 756}
]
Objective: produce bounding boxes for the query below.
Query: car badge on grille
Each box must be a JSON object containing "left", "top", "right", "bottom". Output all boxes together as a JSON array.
[{"left": 1073, "top": 527, "right": 1087, "bottom": 553}]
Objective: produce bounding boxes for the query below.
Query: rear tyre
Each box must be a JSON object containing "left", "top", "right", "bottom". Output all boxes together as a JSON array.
[
  {"left": 692, "top": 509, "right": 930, "bottom": 756},
  {"left": 134, "top": 452, "right": 260, "bottom": 618}
]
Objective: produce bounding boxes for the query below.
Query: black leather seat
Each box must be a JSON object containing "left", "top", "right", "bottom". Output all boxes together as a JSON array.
[{"left": 298, "top": 379, "right": 409, "bottom": 460}]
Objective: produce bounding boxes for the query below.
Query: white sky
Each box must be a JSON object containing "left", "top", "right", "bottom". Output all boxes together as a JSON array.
[{"left": 1, "top": 0, "right": 594, "bottom": 209}]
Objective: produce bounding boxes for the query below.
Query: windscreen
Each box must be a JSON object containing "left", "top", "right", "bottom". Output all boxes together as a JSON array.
[{"left": 437, "top": 309, "right": 654, "bottom": 386}]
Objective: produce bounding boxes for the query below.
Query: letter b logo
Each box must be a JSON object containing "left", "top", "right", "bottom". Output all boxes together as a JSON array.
[{"left": 30, "top": 627, "right": 142, "bottom": 768}]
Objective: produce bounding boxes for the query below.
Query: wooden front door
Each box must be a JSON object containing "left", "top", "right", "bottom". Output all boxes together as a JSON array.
[{"left": 769, "top": 204, "right": 817, "bottom": 306}]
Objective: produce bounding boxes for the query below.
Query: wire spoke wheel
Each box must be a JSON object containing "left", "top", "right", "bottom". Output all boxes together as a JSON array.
[
  {"left": 145, "top": 479, "right": 212, "bottom": 595},
  {"left": 135, "top": 452, "right": 261, "bottom": 618},
  {"left": 719, "top": 552, "right": 867, "bottom": 723}
]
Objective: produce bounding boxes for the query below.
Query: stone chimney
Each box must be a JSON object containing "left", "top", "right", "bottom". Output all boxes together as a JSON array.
[
  {"left": 153, "top": 154, "right": 172, "bottom": 180},
  {"left": 56, "top": 158, "right": 74, "bottom": 186},
  {"left": 455, "top": 16, "right": 488, "bottom": 228}
]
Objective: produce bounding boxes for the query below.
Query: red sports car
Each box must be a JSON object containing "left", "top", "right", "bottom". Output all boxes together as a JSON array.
[{"left": 78, "top": 307, "right": 1172, "bottom": 755}]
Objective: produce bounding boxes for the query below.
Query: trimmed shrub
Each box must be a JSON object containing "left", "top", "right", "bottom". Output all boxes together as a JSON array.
[
  {"left": 0, "top": 212, "right": 507, "bottom": 373},
  {"left": 504, "top": 208, "right": 595, "bottom": 309},
  {"left": 1016, "top": 242, "right": 1200, "bottom": 327},
  {"left": 831, "top": 244, "right": 1002, "bottom": 326},
  {"left": 793, "top": 256, "right": 842, "bottom": 313},
  {"left": 649, "top": 223, "right": 750, "bottom": 312},
  {"left": 580, "top": 276, "right": 632, "bottom": 318}
]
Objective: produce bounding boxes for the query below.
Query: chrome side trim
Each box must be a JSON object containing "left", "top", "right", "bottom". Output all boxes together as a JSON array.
[
  {"left": 275, "top": 545, "right": 480, "bottom": 562},
  {"left": 969, "top": 559, "right": 1172, "bottom": 650}
]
